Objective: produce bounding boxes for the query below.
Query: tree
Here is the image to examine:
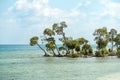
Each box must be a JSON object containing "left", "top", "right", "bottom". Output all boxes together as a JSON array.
[
  {"left": 77, "top": 38, "right": 88, "bottom": 45},
  {"left": 64, "top": 40, "right": 80, "bottom": 57},
  {"left": 82, "top": 43, "right": 93, "bottom": 56},
  {"left": 43, "top": 28, "right": 57, "bottom": 56},
  {"left": 44, "top": 28, "right": 55, "bottom": 36},
  {"left": 109, "top": 29, "right": 117, "bottom": 51},
  {"left": 64, "top": 40, "right": 77, "bottom": 54},
  {"left": 52, "top": 21, "right": 69, "bottom": 53},
  {"left": 117, "top": 46, "right": 120, "bottom": 58},
  {"left": 30, "top": 36, "right": 48, "bottom": 56},
  {"left": 114, "top": 33, "right": 120, "bottom": 48},
  {"left": 93, "top": 27, "right": 109, "bottom": 50},
  {"left": 52, "top": 21, "right": 67, "bottom": 42},
  {"left": 75, "top": 44, "right": 80, "bottom": 53},
  {"left": 76, "top": 38, "right": 93, "bottom": 57},
  {"left": 93, "top": 27, "right": 109, "bottom": 57},
  {"left": 59, "top": 46, "right": 67, "bottom": 56},
  {"left": 95, "top": 48, "right": 109, "bottom": 57},
  {"left": 46, "top": 42, "right": 56, "bottom": 56}
]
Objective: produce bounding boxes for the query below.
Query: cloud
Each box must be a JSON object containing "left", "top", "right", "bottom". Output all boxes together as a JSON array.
[
  {"left": 100, "top": 0, "right": 120, "bottom": 19},
  {"left": 1, "top": 0, "right": 120, "bottom": 44},
  {"left": 6, "top": 0, "right": 120, "bottom": 32},
  {"left": 8, "top": 0, "right": 88, "bottom": 25}
]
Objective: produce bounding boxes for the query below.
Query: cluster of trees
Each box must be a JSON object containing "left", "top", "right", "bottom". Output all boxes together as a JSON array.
[
  {"left": 30, "top": 21, "right": 120, "bottom": 58},
  {"left": 93, "top": 27, "right": 120, "bottom": 57}
]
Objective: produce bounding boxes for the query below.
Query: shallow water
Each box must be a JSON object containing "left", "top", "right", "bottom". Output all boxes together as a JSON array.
[{"left": 0, "top": 45, "right": 120, "bottom": 80}]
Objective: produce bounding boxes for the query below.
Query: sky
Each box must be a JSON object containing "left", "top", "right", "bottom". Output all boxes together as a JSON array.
[{"left": 0, "top": 0, "right": 120, "bottom": 44}]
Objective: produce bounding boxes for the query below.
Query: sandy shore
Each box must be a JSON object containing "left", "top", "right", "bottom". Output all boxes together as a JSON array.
[{"left": 97, "top": 73, "right": 120, "bottom": 80}]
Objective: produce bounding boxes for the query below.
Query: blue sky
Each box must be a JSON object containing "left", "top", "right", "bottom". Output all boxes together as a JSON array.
[{"left": 0, "top": 0, "right": 120, "bottom": 44}]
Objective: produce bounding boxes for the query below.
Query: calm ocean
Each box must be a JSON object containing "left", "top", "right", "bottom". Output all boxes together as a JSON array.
[
  {"left": 0, "top": 45, "right": 120, "bottom": 80},
  {"left": 0, "top": 45, "right": 42, "bottom": 51}
]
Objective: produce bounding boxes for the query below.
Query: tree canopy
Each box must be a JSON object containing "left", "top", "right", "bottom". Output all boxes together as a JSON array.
[{"left": 30, "top": 21, "right": 120, "bottom": 58}]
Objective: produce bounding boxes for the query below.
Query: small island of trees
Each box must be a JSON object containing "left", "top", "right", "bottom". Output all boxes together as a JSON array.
[{"left": 30, "top": 21, "right": 120, "bottom": 58}]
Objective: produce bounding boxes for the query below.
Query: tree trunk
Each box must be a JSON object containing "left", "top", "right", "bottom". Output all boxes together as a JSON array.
[
  {"left": 63, "top": 33, "right": 66, "bottom": 42},
  {"left": 99, "top": 36, "right": 101, "bottom": 51},
  {"left": 117, "top": 44, "right": 118, "bottom": 49},
  {"left": 52, "top": 49, "right": 56, "bottom": 56},
  {"left": 55, "top": 44, "right": 61, "bottom": 56},
  {"left": 72, "top": 49, "right": 74, "bottom": 55},
  {"left": 111, "top": 41, "right": 113, "bottom": 51},
  {"left": 37, "top": 44, "right": 48, "bottom": 56},
  {"left": 61, "top": 32, "right": 71, "bottom": 55}
]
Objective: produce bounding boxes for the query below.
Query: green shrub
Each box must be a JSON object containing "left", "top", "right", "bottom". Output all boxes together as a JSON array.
[
  {"left": 117, "top": 50, "right": 120, "bottom": 55},
  {"left": 101, "top": 48, "right": 109, "bottom": 55},
  {"left": 95, "top": 51, "right": 102, "bottom": 57},
  {"left": 80, "top": 49, "right": 86, "bottom": 55},
  {"left": 66, "top": 54, "right": 72, "bottom": 57},
  {"left": 72, "top": 53, "right": 80, "bottom": 58},
  {"left": 95, "top": 48, "right": 108, "bottom": 57},
  {"left": 108, "top": 48, "right": 112, "bottom": 52},
  {"left": 117, "top": 47, "right": 120, "bottom": 58},
  {"left": 66, "top": 53, "right": 79, "bottom": 58},
  {"left": 88, "top": 48, "right": 93, "bottom": 56}
]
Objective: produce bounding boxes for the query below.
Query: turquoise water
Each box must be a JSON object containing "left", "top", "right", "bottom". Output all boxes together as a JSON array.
[{"left": 0, "top": 45, "right": 120, "bottom": 80}]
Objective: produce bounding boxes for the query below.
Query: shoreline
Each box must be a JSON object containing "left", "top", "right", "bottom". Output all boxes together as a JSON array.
[{"left": 97, "top": 73, "right": 120, "bottom": 80}]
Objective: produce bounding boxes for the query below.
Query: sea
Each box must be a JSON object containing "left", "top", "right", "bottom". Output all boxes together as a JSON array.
[{"left": 0, "top": 45, "right": 120, "bottom": 80}]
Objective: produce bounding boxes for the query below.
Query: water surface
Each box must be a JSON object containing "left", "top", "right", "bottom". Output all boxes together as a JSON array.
[{"left": 0, "top": 45, "right": 120, "bottom": 80}]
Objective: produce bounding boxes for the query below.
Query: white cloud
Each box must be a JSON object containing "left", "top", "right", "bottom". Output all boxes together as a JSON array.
[
  {"left": 7, "top": 0, "right": 120, "bottom": 30},
  {"left": 84, "top": 1, "right": 91, "bottom": 6},
  {"left": 100, "top": 0, "right": 120, "bottom": 19},
  {"left": 2, "top": 0, "right": 120, "bottom": 44},
  {"left": 8, "top": 0, "right": 87, "bottom": 24}
]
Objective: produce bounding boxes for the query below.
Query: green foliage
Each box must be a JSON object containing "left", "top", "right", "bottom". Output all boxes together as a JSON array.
[
  {"left": 101, "top": 48, "right": 109, "bottom": 54},
  {"left": 30, "top": 22, "right": 120, "bottom": 58},
  {"left": 30, "top": 36, "right": 39, "bottom": 46},
  {"left": 45, "top": 37, "right": 55, "bottom": 43},
  {"left": 60, "top": 21, "right": 67, "bottom": 28},
  {"left": 95, "top": 48, "right": 109, "bottom": 57},
  {"left": 52, "top": 21, "right": 69, "bottom": 54},
  {"left": 46, "top": 42, "right": 56, "bottom": 50},
  {"left": 30, "top": 36, "right": 48, "bottom": 56},
  {"left": 89, "top": 48, "right": 93, "bottom": 54},
  {"left": 114, "top": 34, "right": 120, "bottom": 48},
  {"left": 44, "top": 28, "right": 55, "bottom": 36},
  {"left": 52, "top": 21, "right": 67, "bottom": 35},
  {"left": 95, "top": 51, "right": 101, "bottom": 57},
  {"left": 75, "top": 46, "right": 80, "bottom": 52},
  {"left": 43, "top": 27, "right": 58, "bottom": 56},
  {"left": 117, "top": 50, "right": 120, "bottom": 58},
  {"left": 117, "top": 47, "right": 120, "bottom": 57},
  {"left": 59, "top": 37, "right": 72, "bottom": 43},
  {"left": 64, "top": 40, "right": 78, "bottom": 50},
  {"left": 93, "top": 27, "right": 109, "bottom": 50},
  {"left": 109, "top": 29, "right": 117, "bottom": 42},
  {"left": 66, "top": 53, "right": 79, "bottom": 58},
  {"left": 72, "top": 53, "right": 80, "bottom": 58},
  {"left": 66, "top": 54, "right": 72, "bottom": 57},
  {"left": 77, "top": 38, "right": 88, "bottom": 45},
  {"left": 80, "top": 49, "right": 86, "bottom": 55},
  {"left": 108, "top": 48, "right": 112, "bottom": 52},
  {"left": 109, "top": 28, "right": 117, "bottom": 51},
  {"left": 81, "top": 44, "right": 93, "bottom": 56},
  {"left": 96, "top": 39, "right": 108, "bottom": 49}
]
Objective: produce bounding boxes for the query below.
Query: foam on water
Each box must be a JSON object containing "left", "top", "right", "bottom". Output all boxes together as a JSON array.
[{"left": 97, "top": 73, "right": 120, "bottom": 80}]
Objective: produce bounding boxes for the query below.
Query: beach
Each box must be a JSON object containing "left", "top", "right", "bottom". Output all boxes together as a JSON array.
[{"left": 97, "top": 73, "right": 120, "bottom": 80}]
